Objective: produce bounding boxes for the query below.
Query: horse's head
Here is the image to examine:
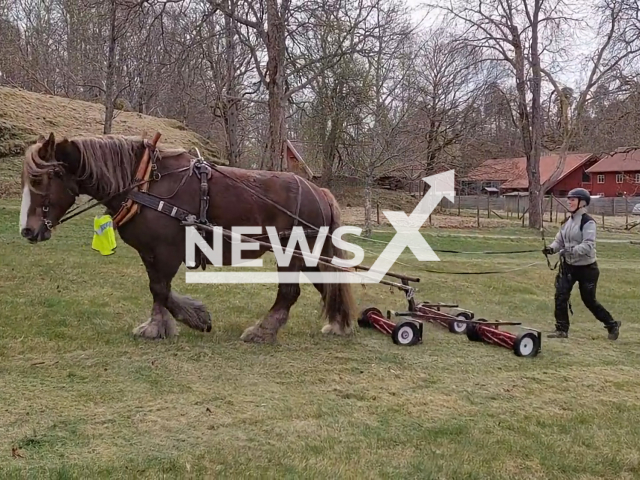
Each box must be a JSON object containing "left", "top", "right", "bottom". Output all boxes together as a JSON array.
[{"left": 20, "top": 132, "right": 80, "bottom": 243}]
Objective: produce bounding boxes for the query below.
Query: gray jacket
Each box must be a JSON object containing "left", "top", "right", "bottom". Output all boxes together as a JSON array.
[{"left": 548, "top": 207, "right": 597, "bottom": 266}]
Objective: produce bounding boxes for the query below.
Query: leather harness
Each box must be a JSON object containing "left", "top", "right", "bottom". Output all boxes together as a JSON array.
[
  {"left": 107, "top": 132, "right": 308, "bottom": 271},
  {"left": 104, "top": 133, "right": 213, "bottom": 270}
]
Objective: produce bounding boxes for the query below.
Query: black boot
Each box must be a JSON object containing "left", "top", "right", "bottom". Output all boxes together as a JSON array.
[{"left": 606, "top": 321, "right": 621, "bottom": 341}]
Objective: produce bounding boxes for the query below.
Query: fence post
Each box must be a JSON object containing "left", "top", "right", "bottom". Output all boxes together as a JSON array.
[
  {"left": 477, "top": 200, "right": 480, "bottom": 228},
  {"left": 457, "top": 196, "right": 461, "bottom": 216}
]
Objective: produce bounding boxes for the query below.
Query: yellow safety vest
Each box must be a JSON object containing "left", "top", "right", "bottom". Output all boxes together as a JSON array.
[{"left": 92, "top": 215, "right": 117, "bottom": 256}]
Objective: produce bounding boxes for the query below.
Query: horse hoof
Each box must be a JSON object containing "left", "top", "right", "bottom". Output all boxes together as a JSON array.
[
  {"left": 132, "top": 318, "right": 174, "bottom": 340},
  {"left": 240, "top": 325, "right": 276, "bottom": 344},
  {"left": 321, "top": 323, "right": 353, "bottom": 336}
]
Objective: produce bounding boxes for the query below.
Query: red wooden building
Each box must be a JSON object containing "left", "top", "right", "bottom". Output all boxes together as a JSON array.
[
  {"left": 460, "top": 153, "right": 600, "bottom": 196},
  {"left": 585, "top": 147, "right": 640, "bottom": 197}
]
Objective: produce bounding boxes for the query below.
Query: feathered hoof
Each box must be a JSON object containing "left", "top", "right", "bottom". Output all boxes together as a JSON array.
[
  {"left": 321, "top": 322, "right": 353, "bottom": 336},
  {"left": 132, "top": 317, "right": 177, "bottom": 340},
  {"left": 240, "top": 325, "right": 277, "bottom": 344}
]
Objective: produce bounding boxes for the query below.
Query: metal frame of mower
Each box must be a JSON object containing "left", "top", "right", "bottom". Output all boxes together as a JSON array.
[{"left": 388, "top": 300, "right": 475, "bottom": 335}]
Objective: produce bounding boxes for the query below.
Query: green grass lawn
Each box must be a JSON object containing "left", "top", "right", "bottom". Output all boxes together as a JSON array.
[{"left": 1, "top": 199, "right": 640, "bottom": 479}]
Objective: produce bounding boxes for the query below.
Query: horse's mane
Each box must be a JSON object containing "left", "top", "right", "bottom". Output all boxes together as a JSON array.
[{"left": 24, "top": 134, "right": 187, "bottom": 196}]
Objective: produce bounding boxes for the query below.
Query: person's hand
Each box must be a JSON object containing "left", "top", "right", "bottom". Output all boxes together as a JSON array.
[
  {"left": 542, "top": 246, "right": 554, "bottom": 255},
  {"left": 559, "top": 247, "right": 572, "bottom": 257}
]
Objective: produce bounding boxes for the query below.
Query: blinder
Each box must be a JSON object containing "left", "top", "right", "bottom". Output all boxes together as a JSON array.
[{"left": 39, "top": 165, "right": 79, "bottom": 231}]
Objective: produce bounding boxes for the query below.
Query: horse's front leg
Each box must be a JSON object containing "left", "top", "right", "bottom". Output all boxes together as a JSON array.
[{"left": 132, "top": 249, "right": 183, "bottom": 339}]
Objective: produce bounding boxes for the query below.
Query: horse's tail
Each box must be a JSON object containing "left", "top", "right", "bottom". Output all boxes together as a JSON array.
[{"left": 317, "top": 187, "right": 356, "bottom": 333}]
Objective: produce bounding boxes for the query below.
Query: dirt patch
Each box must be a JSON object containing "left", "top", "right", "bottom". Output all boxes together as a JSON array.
[
  {"left": 0, "top": 86, "right": 224, "bottom": 163},
  {"left": 332, "top": 186, "right": 419, "bottom": 211}
]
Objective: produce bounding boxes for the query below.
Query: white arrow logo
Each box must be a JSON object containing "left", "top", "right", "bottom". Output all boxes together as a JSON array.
[{"left": 362, "top": 170, "right": 456, "bottom": 282}]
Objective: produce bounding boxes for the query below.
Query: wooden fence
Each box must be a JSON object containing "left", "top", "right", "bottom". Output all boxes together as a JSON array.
[{"left": 448, "top": 195, "right": 640, "bottom": 216}]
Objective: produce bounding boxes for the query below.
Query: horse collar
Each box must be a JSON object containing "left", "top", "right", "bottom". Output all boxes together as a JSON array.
[{"left": 112, "top": 136, "right": 161, "bottom": 228}]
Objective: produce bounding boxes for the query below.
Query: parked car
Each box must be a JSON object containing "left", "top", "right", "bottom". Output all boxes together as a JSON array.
[{"left": 633, "top": 203, "right": 640, "bottom": 216}]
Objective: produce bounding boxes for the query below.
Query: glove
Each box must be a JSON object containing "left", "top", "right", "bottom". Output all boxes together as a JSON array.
[
  {"left": 559, "top": 247, "right": 572, "bottom": 257},
  {"left": 542, "top": 247, "right": 554, "bottom": 255}
]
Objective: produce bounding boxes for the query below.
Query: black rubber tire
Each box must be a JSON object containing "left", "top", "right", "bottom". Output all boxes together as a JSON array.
[
  {"left": 466, "top": 320, "right": 486, "bottom": 342},
  {"left": 448, "top": 312, "right": 471, "bottom": 334},
  {"left": 513, "top": 332, "right": 540, "bottom": 357},
  {"left": 357, "top": 306, "right": 383, "bottom": 329},
  {"left": 392, "top": 321, "right": 421, "bottom": 346}
]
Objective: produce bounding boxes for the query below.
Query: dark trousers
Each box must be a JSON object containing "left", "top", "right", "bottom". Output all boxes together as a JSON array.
[{"left": 554, "top": 261, "right": 616, "bottom": 332}]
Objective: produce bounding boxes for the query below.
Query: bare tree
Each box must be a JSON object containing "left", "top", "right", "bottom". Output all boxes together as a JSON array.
[
  {"left": 429, "top": 0, "right": 640, "bottom": 228},
  {"left": 207, "top": 0, "right": 375, "bottom": 171},
  {"left": 344, "top": 0, "right": 414, "bottom": 237},
  {"left": 402, "top": 27, "right": 497, "bottom": 193}
]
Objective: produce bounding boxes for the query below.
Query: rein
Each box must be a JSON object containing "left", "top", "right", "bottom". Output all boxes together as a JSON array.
[{"left": 41, "top": 134, "right": 552, "bottom": 277}]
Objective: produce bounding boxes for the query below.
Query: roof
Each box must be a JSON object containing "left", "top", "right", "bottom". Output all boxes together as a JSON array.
[
  {"left": 586, "top": 147, "right": 640, "bottom": 173},
  {"left": 461, "top": 157, "right": 522, "bottom": 182},
  {"left": 463, "top": 153, "right": 596, "bottom": 190},
  {"left": 286, "top": 140, "right": 314, "bottom": 178}
]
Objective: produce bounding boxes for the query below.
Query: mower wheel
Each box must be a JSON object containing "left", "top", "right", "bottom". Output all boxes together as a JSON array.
[
  {"left": 392, "top": 321, "right": 421, "bottom": 346},
  {"left": 449, "top": 312, "right": 471, "bottom": 334},
  {"left": 466, "top": 320, "right": 486, "bottom": 342},
  {"left": 513, "top": 332, "right": 541, "bottom": 357},
  {"left": 357, "top": 306, "right": 383, "bottom": 329}
]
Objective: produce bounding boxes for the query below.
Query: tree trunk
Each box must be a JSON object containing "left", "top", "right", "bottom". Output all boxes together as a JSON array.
[
  {"left": 224, "top": 0, "right": 240, "bottom": 167},
  {"left": 320, "top": 117, "right": 340, "bottom": 187},
  {"left": 103, "top": 0, "right": 117, "bottom": 135},
  {"left": 511, "top": 22, "right": 542, "bottom": 228},
  {"left": 528, "top": 1, "right": 543, "bottom": 229},
  {"left": 264, "top": 0, "right": 287, "bottom": 171},
  {"left": 363, "top": 172, "right": 373, "bottom": 238}
]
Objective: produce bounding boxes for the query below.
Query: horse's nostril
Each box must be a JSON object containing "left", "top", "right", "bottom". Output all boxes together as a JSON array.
[{"left": 21, "top": 228, "right": 33, "bottom": 238}]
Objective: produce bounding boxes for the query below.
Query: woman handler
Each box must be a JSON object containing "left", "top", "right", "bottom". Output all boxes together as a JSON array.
[{"left": 542, "top": 188, "right": 621, "bottom": 340}]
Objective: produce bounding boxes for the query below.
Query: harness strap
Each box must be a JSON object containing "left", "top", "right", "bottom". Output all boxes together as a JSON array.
[
  {"left": 113, "top": 132, "right": 162, "bottom": 228},
  {"left": 292, "top": 176, "right": 303, "bottom": 227},
  {"left": 128, "top": 190, "right": 196, "bottom": 223}
]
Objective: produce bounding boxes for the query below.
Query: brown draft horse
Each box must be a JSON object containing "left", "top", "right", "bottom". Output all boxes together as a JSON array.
[{"left": 19, "top": 132, "right": 356, "bottom": 343}]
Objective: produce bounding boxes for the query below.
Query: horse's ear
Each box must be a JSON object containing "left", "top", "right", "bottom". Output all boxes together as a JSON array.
[
  {"left": 38, "top": 132, "right": 56, "bottom": 161},
  {"left": 37, "top": 134, "right": 46, "bottom": 143}
]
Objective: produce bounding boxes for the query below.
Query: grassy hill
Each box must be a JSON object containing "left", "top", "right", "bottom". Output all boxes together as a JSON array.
[{"left": 0, "top": 86, "right": 224, "bottom": 162}]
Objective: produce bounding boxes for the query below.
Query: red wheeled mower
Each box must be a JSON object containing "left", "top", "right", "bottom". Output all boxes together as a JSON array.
[
  {"left": 465, "top": 319, "right": 541, "bottom": 357},
  {"left": 358, "top": 306, "right": 424, "bottom": 346},
  {"left": 357, "top": 276, "right": 542, "bottom": 357}
]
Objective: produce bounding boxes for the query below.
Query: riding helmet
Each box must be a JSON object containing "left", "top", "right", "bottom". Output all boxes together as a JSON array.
[{"left": 567, "top": 187, "right": 591, "bottom": 206}]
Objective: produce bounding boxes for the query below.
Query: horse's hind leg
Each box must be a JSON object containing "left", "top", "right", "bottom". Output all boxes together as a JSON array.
[
  {"left": 240, "top": 262, "right": 302, "bottom": 344},
  {"left": 305, "top": 265, "right": 353, "bottom": 336}
]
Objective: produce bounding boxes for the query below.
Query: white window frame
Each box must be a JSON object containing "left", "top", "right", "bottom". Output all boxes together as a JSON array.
[
  {"left": 616, "top": 173, "right": 624, "bottom": 184},
  {"left": 635, "top": 173, "right": 640, "bottom": 183},
  {"left": 597, "top": 174, "right": 605, "bottom": 184}
]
